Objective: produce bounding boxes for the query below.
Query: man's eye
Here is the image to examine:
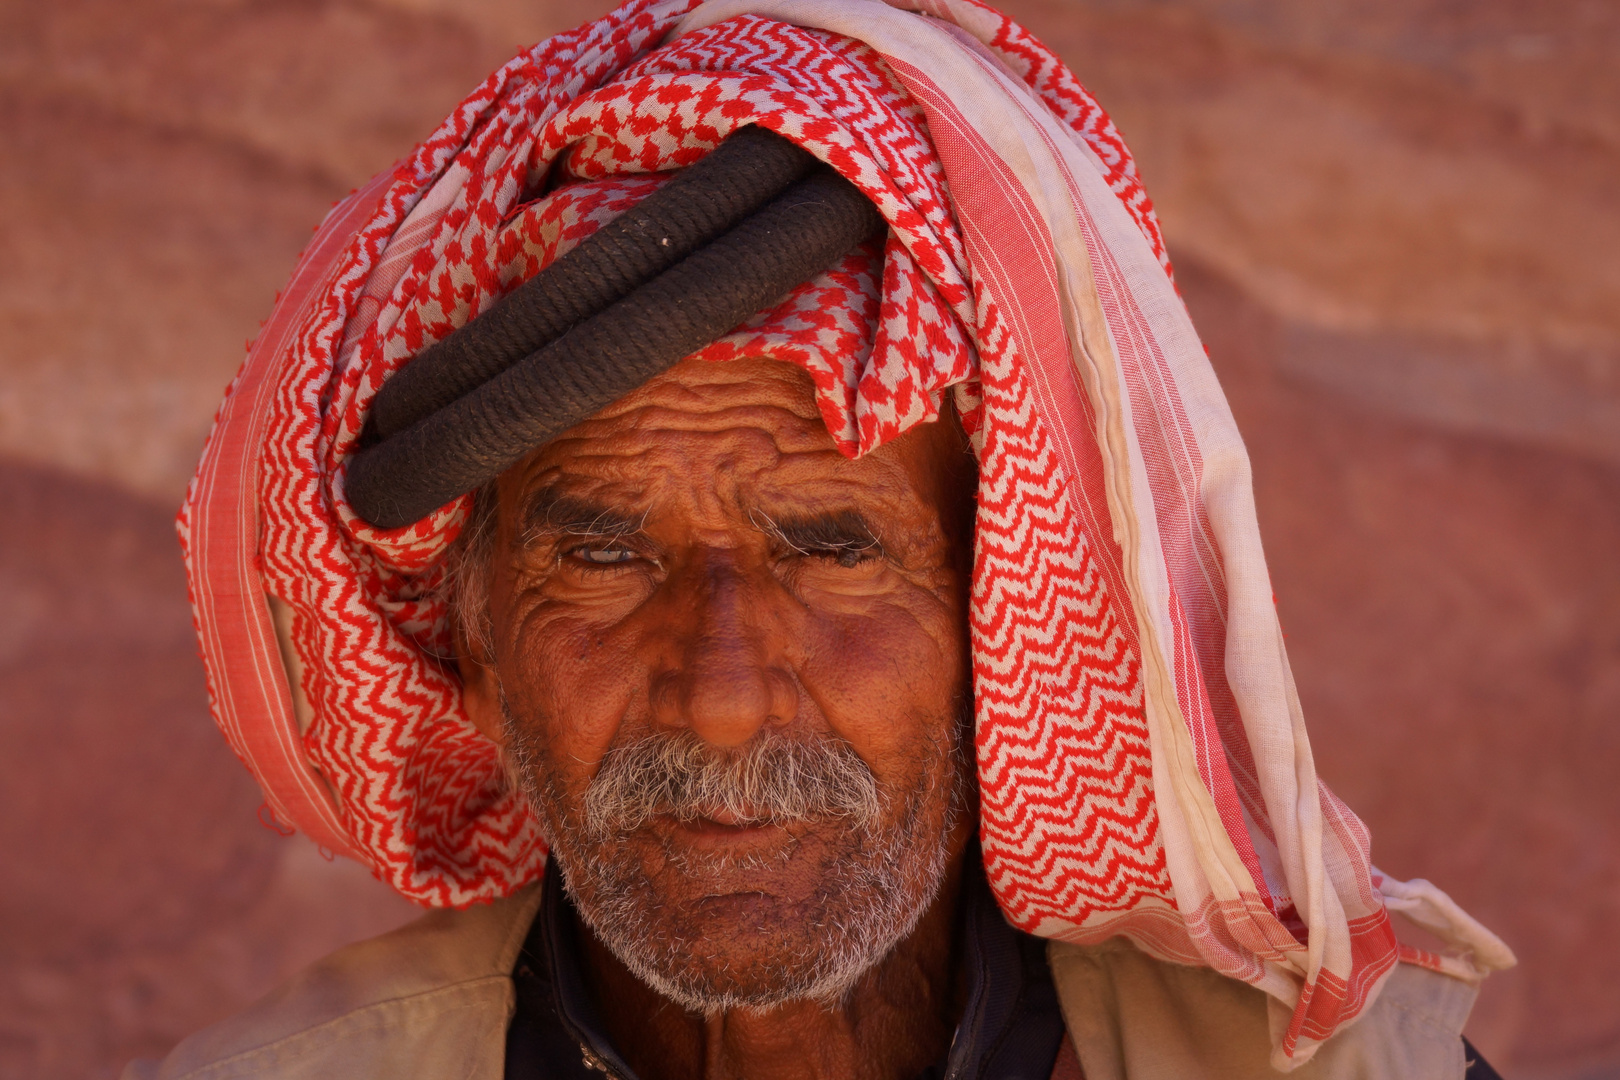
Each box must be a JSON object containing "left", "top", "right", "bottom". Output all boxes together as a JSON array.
[
  {"left": 806, "top": 546, "right": 879, "bottom": 569},
  {"left": 569, "top": 546, "right": 638, "bottom": 566}
]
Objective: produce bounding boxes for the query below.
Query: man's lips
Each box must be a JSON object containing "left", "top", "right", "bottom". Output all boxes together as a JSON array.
[
  {"left": 675, "top": 806, "right": 767, "bottom": 831},
  {"left": 694, "top": 805, "right": 759, "bottom": 828},
  {"left": 654, "top": 807, "right": 790, "bottom": 843}
]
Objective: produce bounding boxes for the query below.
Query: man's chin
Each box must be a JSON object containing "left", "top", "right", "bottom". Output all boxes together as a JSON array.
[
  {"left": 603, "top": 908, "right": 877, "bottom": 1014},
  {"left": 555, "top": 828, "right": 935, "bottom": 1014},
  {"left": 655, "top": 912, "right": 855, "bottom": 1008}
]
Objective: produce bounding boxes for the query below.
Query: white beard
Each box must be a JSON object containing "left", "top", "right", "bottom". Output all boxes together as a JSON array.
[{"left": 498, "top": 693, "right": 968, "bottom": 1013}]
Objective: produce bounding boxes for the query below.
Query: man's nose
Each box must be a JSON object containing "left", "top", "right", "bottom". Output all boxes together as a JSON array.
[{"left": 651, "top": 554, "right": 798, "bottom": 747}]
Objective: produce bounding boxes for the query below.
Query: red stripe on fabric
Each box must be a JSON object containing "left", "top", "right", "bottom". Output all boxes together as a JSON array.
[
  {"left": 944, "top": 32, "right": 1265, "bottom": 842},
  {"left": 992, "top": 74, "right": 1402, "bottom": 1055},
  {"left": 889, "top": 47, "right": 1269, "bottom": 909},
  {"left": 1283, "top": 911, "right": 1399, "bottom": 1051},
  {"left": 1321, "top": 784, "right": 1381, "bottom": 910},
  {"left": 879, "top": 50, "right": 1407, "bottom": 1058},
  {"left": 926, "top": 43, "right": 1267, "bottom": 855},
  {"left": 880, "top": 51, "right": 1179, "bottom": 939},
  {"left": 877, "top": 57, "right": 1138, "bottom": 653},
  {"left": 1051, "top": 138, "right": 1273, "bottom": 899},
  {"left": 182, "top": 174, "right": 394, "bottom": 857},
  {"left": 1397, "top": 944, "right": 1446, "bottom": 973}
]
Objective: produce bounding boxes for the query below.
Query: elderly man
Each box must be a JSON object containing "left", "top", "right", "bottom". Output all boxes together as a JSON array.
[{"left": 142, "top": 1, "right": 1513, "bottom": 1077}]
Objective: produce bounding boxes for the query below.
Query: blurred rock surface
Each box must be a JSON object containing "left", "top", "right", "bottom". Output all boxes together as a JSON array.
[
  {"left": 0, "top": 462, "right": 419, "bottom": 1078},
  {"left": 0, "top": 0, "right": 1614, "bottom": 1077}
]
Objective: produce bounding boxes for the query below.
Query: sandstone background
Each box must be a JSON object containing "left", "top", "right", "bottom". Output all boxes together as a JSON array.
[{"left": 1, "top": 1, "right": 1615, "bottom": 1076}]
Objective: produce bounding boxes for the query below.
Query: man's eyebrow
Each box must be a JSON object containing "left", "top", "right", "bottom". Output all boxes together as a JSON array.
[
  {"left": 751, "top": 509, "right": 883, "bottom": 555},
  {"left": 518, "top": 490, "right": 647, "bottom": 546}
]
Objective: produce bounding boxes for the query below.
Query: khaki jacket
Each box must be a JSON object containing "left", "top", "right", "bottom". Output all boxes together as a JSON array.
[{"left": 125, "top": 885, "right": 1480, "bottom": 1080}]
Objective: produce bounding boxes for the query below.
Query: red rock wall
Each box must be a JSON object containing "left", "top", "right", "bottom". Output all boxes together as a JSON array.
[{"left": 1, "top": 1, "right": 1613, "bottom": 1076}]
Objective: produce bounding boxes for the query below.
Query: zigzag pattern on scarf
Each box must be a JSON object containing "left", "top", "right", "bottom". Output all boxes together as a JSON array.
[{"left": 971, "top": 314, "right": 1172, "bottom": 931}]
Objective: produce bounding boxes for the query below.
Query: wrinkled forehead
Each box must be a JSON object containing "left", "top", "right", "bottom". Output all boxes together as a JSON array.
[
  {"left": 570, "top": 352, "right": 832, "bottom": 448},
  {"left": 492, "top": 354, "right": 974, "bottom": 539}
]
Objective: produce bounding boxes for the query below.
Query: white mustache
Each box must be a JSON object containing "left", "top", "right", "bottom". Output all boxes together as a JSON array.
[{"left": 582, "top": 728, "right": 881, "bottom": 838}]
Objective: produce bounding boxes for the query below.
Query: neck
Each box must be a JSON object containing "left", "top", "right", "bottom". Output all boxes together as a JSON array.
[{"left": 576, "top": 853, "right": 970, "bottom": 1080}]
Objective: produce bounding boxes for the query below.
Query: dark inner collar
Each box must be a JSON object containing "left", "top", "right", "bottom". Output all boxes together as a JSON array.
[{"left": 505, "top": 854, "right": 1065, "bottom": 1080}]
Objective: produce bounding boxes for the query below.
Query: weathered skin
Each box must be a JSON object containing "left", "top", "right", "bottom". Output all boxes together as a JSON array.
[{"left": 458, "top": 354, "right": 980, "bottom": 1080}]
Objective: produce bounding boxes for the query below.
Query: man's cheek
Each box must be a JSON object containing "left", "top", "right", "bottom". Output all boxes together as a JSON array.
[
  {"left": 798, "top": 605, "right": 962, "bottom": 758},
  {"left": 507, "top": 609, "right": 643, "bottom": 776}
]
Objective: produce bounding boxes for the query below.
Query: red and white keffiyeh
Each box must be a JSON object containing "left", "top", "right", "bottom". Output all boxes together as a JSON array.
[{"left": 179, "top": 0, "right": 1511, "bottom": 1066}]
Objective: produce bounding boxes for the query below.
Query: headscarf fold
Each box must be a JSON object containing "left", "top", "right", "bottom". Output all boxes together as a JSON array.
[{"left": 179, "top": 0, "right": 1512, "bottom": 1066}]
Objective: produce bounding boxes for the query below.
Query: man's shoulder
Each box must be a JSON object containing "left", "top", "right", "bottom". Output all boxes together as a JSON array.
[
  {"left": 124, "top": 882, "right": 543, "bottom": 1080},
  {"left": 1050, "top": 937, "right": 1481, "bottom": 1080}
]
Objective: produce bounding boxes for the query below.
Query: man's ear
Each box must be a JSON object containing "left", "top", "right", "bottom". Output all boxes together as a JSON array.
[{"left": 453, "top": 616, "right": 508, "bottom": 750}]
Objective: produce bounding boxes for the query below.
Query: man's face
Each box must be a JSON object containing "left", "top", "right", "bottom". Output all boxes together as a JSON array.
[{"left": 459, "top": 355, "right": 976, "bottom": 1011}]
